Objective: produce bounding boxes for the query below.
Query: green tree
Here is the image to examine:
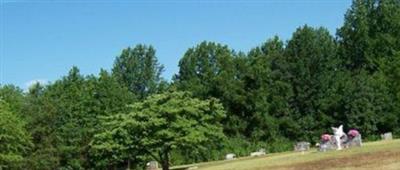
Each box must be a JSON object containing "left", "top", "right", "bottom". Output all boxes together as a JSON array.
[
  {"left": 85, "top": 69, "right": 136, "bottom": 168},
  {"left": 337, "top": 0, "right": 375, "bottom": 71},
  {"left": 112, "top": 44, "right": 165, "bottom": 99},
  {"left": 88, "top": 69, "right": 135, "bottom": 117},
  {"left": 0, "top": 84, "right": 25, "bottom": 115},
  {"left": 380, "top": 52, "right": 400, "bottom": 134},
  {"left": 44, "top": 66, "right": 89, "bottom": 169},
  {"left": 371, "top": 0, "right": 400, "bottom": 134},
  {"left": 372, "top": 0, "right": 400, "bottom": 64},
  {"left": 245, "top": 36, "right": 294, "bottom": 144},
  {"left": 24, "top": 67, "right": 134, "bottom": 169},
  {"left": 0, "top": 99, "right": 33, "bottom": 169},
  {"left": 284, "top": 25, "right": 338, "bottom": 141},
  {"left": 337, "top": 0, "right": 400, "bottom": 71},
  {"left": 89, "top": 112, "right": 145, "bottom": 169},
  {"left": 91, "top": 91, "right": 226, "bottom": 170},
  {"left": 23, "top": 82, "right": 59, "bottom": 169},
  {"left": 337, "top": 0, "right": 400, "bottom": 136},
  {"left": 174, "top": 42, "right": 235, "bottom": 98},
  {"left": 174, "top": 42, "right": 245, "bottom": 136}
]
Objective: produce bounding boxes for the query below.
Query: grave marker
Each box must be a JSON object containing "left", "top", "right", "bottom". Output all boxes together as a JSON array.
[
  {"left": 146, "top": 161, "right": 159, "bottom": 170},
  {"left": 381, "top": 132, "right": 393, "bottom": 140},
  {"left": 225, "top": 153, "right": 236, "bottom": 160},
  {"left": 294, "top": 142, "right": 310, "bottom": 152}
]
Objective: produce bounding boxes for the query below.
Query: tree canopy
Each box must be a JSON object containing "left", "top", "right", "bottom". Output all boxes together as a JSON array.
[
  {"left": 1, "top": 0, "right": 400, "bottom": 169},
  {"left": 90, "top": 91, "right": 226, "bottom": 170},
  {"left": 112, "top": 44, "right": 166, "bottom": 99},
  {"left": 0, "top": 99, "right": 33, "bottom": 169}
]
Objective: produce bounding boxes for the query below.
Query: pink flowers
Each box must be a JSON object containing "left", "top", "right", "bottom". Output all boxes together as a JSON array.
[
  {"left": 321, "top": 134, "right": 331, "bottom": 142},
  {"left": 348, "top": 129, "right": 359, "bottom": 137}
]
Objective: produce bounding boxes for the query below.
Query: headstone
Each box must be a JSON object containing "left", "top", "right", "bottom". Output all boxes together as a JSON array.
[
  {"left": 294, "top": 142, "right": 310, "bottom": 152},
  {"left": 319, "top": 133, "right": 347, "bottom": 152},
  {"left": 345, "top": 129, "right": 362, "bottom": 148},
  {"left": 381, "top": 132, "right": 393, "bottom": 140},
  {"left": 319, "top": 134, "right": 336, "bottom": 152},
  {"left": 250, "top": 148, "right": 266, "bottom": 157},
  {"left": 346, "top": 134, "right": 362, "bottom": 147},
  {"left": 146, "top": 161, "right": 159, "bottom": 170},
  {"left": 225, "top": 153, "right": 236, "bottom": 160},
  {"left": 319, "top": 142, "right": 330, "bottom": 152}
]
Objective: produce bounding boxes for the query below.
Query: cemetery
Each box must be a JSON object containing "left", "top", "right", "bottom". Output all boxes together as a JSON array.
[
  {"left": 169, "top": 137, "right": 399, "bottom": 170},
  {"left": 2, "top": 0, "right": 399, "bottom": 169},
  {"left": 149, "top": 126, "right": 397, "bottom": 170},
  {"left": 319, "top": 125, "right": 363, "bottom": 152}
]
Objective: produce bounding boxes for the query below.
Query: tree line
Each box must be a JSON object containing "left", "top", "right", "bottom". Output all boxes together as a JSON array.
[{"left": 1, "top": 0, "right": 399, "bottom": 169}]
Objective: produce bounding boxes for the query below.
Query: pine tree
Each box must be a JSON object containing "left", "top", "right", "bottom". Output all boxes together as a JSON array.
[
  {"left": 112, "top": 44, "right": 165, "bottom": 99},
  {"left": 284, "top": 26, "right": 338, "bottom": 141},
  {"left": 174, "top": 42, "right": 248, "bottom": 136},
  {"left": 0, "top": 99, "right": 33, "bottom": 169}
]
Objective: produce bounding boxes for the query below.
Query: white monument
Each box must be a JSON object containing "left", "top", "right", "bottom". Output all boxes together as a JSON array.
[
  {"left": 225, "top": 153, "right": 236, "bottom": 160},
  {"left": 331, "top": 125, "right": 345, "bottom": 150}
]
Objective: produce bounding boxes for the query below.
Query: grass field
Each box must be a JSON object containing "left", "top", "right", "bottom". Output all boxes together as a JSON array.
[{"left": 171, "top": 139, "right": 400, "bottom": 170}]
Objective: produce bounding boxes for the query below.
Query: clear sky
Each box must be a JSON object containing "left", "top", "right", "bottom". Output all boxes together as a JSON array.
[{"left": 1, "top": 0, "right": 352, "bottom": 89}]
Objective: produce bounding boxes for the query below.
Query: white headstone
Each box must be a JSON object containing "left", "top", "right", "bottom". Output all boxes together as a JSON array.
[
  {"left": 146, "top": 161, "right": 159, "bottom": 170},
  {"left": 225, "top": 153, "right": 236, "bottom": 160},
  {"left": 381, "top": 132, "right": 393, "bottom": 140},
  {"left": 250, "top": 148, "right": 266, "bottom": 157}
]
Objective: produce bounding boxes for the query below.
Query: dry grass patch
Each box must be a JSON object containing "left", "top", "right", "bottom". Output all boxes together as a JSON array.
[
  {"left": 186, "top": 139, "right": 400, "bottom": 170},
  {"left": 270, "top": 150, "right": 400, "bottom": 170}
]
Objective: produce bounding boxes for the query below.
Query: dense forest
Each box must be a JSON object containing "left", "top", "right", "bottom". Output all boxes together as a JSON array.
[{"left": 1, "top": 0, "right": 399, "bottom": 169}]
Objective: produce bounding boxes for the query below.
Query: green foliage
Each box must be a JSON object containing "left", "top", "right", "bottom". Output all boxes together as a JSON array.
[
  {"left": 3, "top": 1, "right": 400, "bottom": 168},
  {"left": 91, "top": 91, "right": 226, "bottom": 170},
  {"left": 0, "top": 100, "right": 33, "bottom": 169},
  {"left": 22, "top": 82, "right": 59, "bottom": 169},
  {"left": 21, "top": 67, "right": 134, "bottom": 169},
  {"left": 337, "top": 0, "right": 374, "bottom": 70},
  {"left": 337, "top": 0, "right": 400, "bottom": 135},
  {"left": 0, "top": 84, "right": 24, "bottom": 115},
  {"left": 282, "top": 26, "right": 339, "bottom": 141},
  {"left": 338, "top": 0, "right": 400, "bottom": 71},
  {"left": 244, "top": 37, "right": 292, "bottom": 141},
  {"left": 174, "top": 42, "right": 236, "bottom": 98},
  {"left": 174, "top": 42, "right": 249, "bottom": 137},
  {"left": 112, "top": 44, "right": 166, "bottom": 99},
  {"left": 89, "top": 114, "right": 142, "bottom": 169}
]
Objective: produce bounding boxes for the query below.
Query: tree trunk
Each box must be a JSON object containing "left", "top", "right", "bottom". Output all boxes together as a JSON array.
[
  {"left": 161, "top": 160, "right": 169, "bottom": 170},
  {"left": 127, "top": 159, "right": 131, "bottom": 170},
  {"left": 161, "top": 151, "right": 169, "bottom": 170}
]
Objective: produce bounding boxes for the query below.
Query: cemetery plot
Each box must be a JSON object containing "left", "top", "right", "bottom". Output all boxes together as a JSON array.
[{"left": 171, "top": 139, "right": 400, "bottom": 170}]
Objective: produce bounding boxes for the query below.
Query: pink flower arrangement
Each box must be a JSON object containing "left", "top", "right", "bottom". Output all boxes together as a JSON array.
[
  {"left": 321, "top": 134, "right": 331, "bottom": 142},
  {"left": 348, "top": 129, "right": 360, "bottom": 137}
]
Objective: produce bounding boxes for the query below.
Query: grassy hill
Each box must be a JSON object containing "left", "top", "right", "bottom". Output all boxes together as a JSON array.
[{"left": 171, "top": 139, "right": 400, "bottom": 170}]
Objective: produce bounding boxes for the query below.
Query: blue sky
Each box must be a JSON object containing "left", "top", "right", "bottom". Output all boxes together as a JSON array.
[{"left": 1, "top": 0, "right": 351, "bottom": 89}]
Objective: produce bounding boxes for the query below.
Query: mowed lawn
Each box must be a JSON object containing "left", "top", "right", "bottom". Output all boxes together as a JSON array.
[{"left": 172, "top": 139, "right": 400, "bottom": 170}]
